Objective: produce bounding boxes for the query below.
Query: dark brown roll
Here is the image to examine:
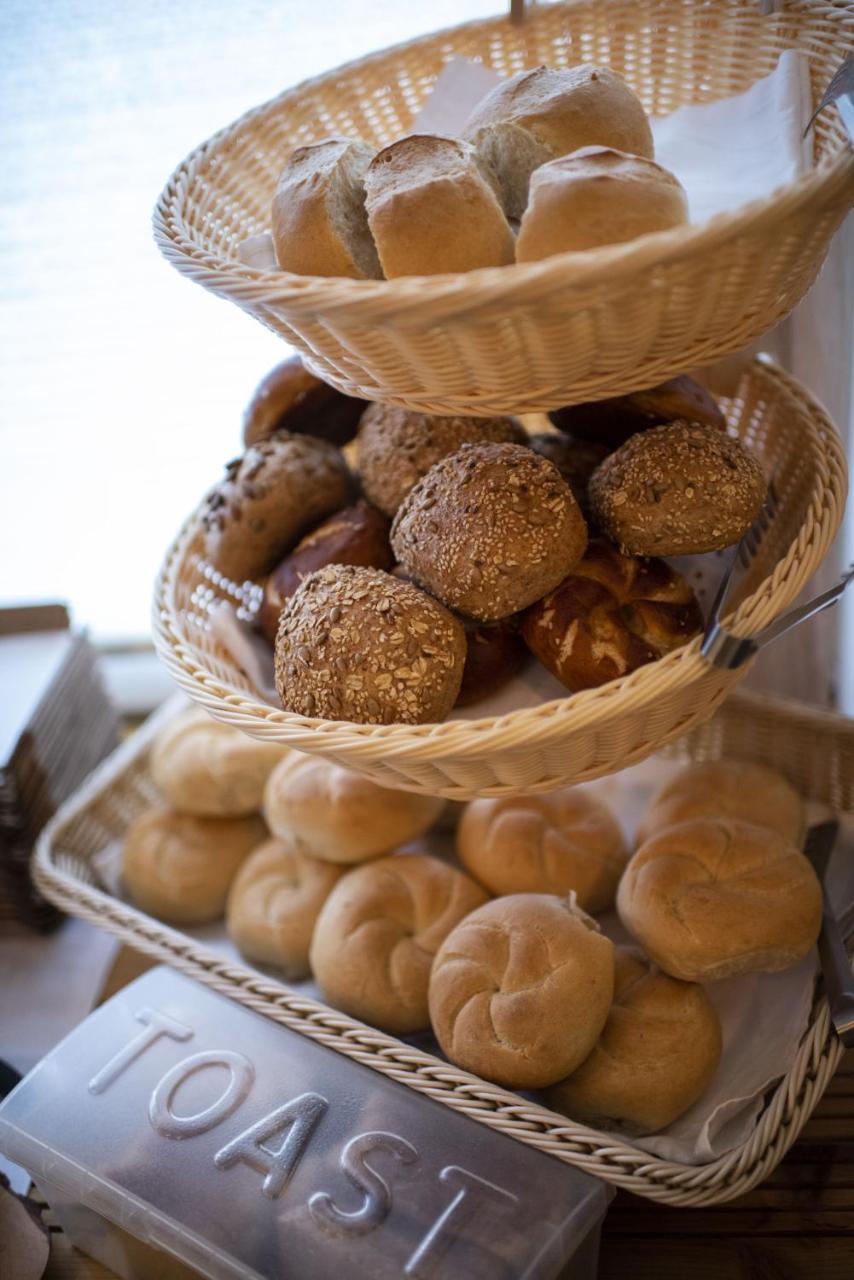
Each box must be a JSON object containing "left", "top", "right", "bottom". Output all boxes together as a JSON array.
[
  {"left": 548, "top": 375, "right": 726, "bottom": 448},
  {"left": 528, "top": 433, "right": 610, "bottom": 521},
  {"left": 589, "top": 421, "right": 767, "bottom": 556},
  {"left": 456, "top": 618, "right": 526, "bottom": 707},
  {"left": 391, "top": 442, "right": 588, "bottom": 622},
  {"left": 258, "top": 501, "right": 392, "bottom": 644},
  {"left": 242, "top": 355, "right": 368, "bottom": 448},
  {"left": 357, "top": 404, "right": 525, "bottom": 517},
  {"left": 274, "top": 565, "right": 467, "bottom": 724},
  {"left": 521, "top": 539, "right": 702, "bottom": 692}
]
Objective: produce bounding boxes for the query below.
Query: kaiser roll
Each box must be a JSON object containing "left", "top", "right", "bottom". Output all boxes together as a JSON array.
[{"left": 637, "top": 760, "right": 805, "bottom": 848}]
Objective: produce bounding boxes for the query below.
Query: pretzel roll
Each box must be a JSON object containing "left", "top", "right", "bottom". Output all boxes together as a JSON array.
[
  {"left": 429, "top": 894, "right": 614, "bottom": 1088},
  {"left": 521, "top": 540, "right": 702, "bottom": 691},
  {"left": 616, "top": 818, "right": 822, "bottom": 981},
  {"left": 242, "top": 356, "right": 367, "bottom": 449},
  {"left": 548, "top": 374, "right": 725, "bottom": 449},
  {"left": 310, "top": 853, "right": 488, "bottom": 1032},
  {"left": 458, "top": 787, "right": 626, "bottom": 912},
  {"left": 637, "top": 760, "right": 805, "bottom": 848},
  {"left": 544, "top": 947, "right": 722, "bottom": 1135}
]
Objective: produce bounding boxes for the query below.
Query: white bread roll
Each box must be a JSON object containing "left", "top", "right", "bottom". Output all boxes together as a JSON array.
[
  {"left": 364, "top": 134, "right": 514, "bottom": 277},
  {"left": 617, "top": 818, "right": 822, "bottom": 981},
  {"left": 516, "top": 147, "right": 688, "bottom": 261},
  {"left": 544, "top": 947, "right": 722, "bottom": 1135},
  {"left": 263, "top": 753, "right": 444, "bottom": 864},
  {"left": 226, "top": 837, "right": 344, "bottom": 977},
  {"left": 150, "top": 709, "right": 290, "bottom": 817},
  {"left": 457, "top": 787, "right": 626, "bottom": 912},
  {"left": 429, "top": 894, "right": 614, "bottom": 1089},
  {"left": 636, "top": 759, "right": 805, "bottom": 848},
  {"left": 272, "top": 137, "right": 381, "bottom": 279},
  {"left": 463, "top": 64, "right": 654, "bottom": 219},
  {"left": 122, "top": 808, "right": 266, "bottom": 925},
  {"left": 309, "top": 853, "right": 488, "bottom": 1032}
]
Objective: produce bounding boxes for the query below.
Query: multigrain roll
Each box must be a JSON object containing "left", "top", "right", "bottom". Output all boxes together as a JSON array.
[
  {"left": 263, "top": 752, "right": 444, "bottom": 864},
  {"left": 357, "top": 405, "right": 525, "bottom": 517},
  {"left": 272, "top": 138, "right": 381, "bottom": 279},
  {"left": 544, "top": 947, "right": 722, "bottom": 1135},
  {"left": 458, "top": 788, "right": 626, "bottom": 912},
  {"left": 637, "top": 760, "right": 805, "bottom": 848},
  {"left": 242, "top": 356, "right": 367, "bottom": 448},
  {"left": 201, "top": 431, "right": 352, "bottom": 583},
  {"left": 122, "top": 809, "right": 266, "bottom": 925},
  {"left": 429, "top": 894, "right": 615, "bottom": 1089},
  {"left": 617, "top": 818, "right": 822, "bottom": 981},
  {"left": 391, "top": 442, "right": 588, "bottom": 622},
  {"left": 365, "top": 134, "right": 514, "bottom": 277},
  {"left": 274, "top": 565, "right": 467, "bottom": 724},
  {"left": 226, "top": 837, "right": 344, "bottom": 977},
  {"left": 464, "top": 64, "right": 654, "bottom": 220},
  {"left": 589, "top": 421, "right": 767, "bottom": 556},
  {"left": 527, "top": 433, "right": 610, "bottom": 521},
  {"left": 521, "top": 540, "right": 702, "bottom": 692},
  {"left": 549, "top": 375, "right": 726, "bottom": 449},
  {"left": 310, "top": 853, "right": 488, "bottom": 1033},
  {"left": 516, "top": 147, "right": 688, "bottom": 261}
]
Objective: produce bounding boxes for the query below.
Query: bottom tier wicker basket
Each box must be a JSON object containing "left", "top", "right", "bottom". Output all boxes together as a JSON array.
[{"left": 34, "top": 687, "right": 853, "bottom": 1207}]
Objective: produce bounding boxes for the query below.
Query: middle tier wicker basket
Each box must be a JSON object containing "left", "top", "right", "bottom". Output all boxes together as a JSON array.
[{"left": 153, "top": 358, "right": 847, "bottom": 799}]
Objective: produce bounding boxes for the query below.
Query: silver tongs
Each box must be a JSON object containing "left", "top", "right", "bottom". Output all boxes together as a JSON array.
[
  {"left": 701, "top": 481, "right": 854, "bottom": 670},
  {"left": 804, "top": 821, "right": 854, "bottom": 1048}
]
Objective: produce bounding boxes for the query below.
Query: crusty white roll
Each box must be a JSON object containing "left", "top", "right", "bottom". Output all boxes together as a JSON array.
[
  {"left": 636, "top": 760, "right": 805, "bottom": 848},
  {"left": 364, "top": 134, "right": 514, "bottom": 277},
  {"left": 272, "top": 137, "right": 381, "bottom": 279},
  {"left": 544, "top": 947, "right": 722, "bottom": 1135},
  {"left": 429, "top": 894, "right": 614, "bottom": 1089},
  {"left": 463, "top": 64, "right": 654, "bottom": 219},
  {"left": 150, "top": 709, "right": 290, "bottom": 817},
  {"left": 457, "top": 787, "right": 626, "bottom": 913},
  {"left": 309, "top": 853, "right": 488, "bottom": 1032},
  {"left": 263, "top": 752, "right": 444, "bottom": 864},
  {"left": 226, "top": 837, "right": 344, "bottom": 977},
  {"left": 122, "top": 808, "right": 266, "bottom": 925},
  {"left": 516, "top": 147, "right": 688, "bottom": 261},
  {"left": 617, "top": 818, "right": 822, "bottom": 982}
]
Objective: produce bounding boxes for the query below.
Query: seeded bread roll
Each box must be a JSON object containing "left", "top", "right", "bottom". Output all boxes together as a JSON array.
[
  {"left": 637, "top": 760, "right": 805, "bottom": 848},
  {"left": 364, "top": 134, "right": 515, "bottom": 277},
  {"left": 272, "top": 138, "right": 381, "bottom": 279},
  {"left": 122, "top": 808, "right": 266, "bottom": 925},
  {"left": 226, "top": 836, "right": 345, "bottom": 977},
  {"left": 464, "top": 64, "right": 654, "bottom": 220},
  {"left": 258, "top": 501, "right": 392, "bottom": 644},
  {"left": 391, "top": 442, "right": 588, "bottom": 622},
  {"left": 617, "top": 818, "right": 822, "bottom": 981},
  {"left": 521, "top": 540, "right": 702, "bottom": 691},
  {"left": 544, "top": 947, "right": 722, "bottom": 1135},
  {"left": 357, "top": 405, "right": 525, "bottom": 517},
  {"left": 517, "top": 147, "right": 688, "bottom": 261},
  {"left": 263, "top": 751, "right": 444, "bottom": 863},
  {"left": 429, "top": 894, "right": 615, "bottom": 1088},
  {"left": 528, "top": 433, "right": 610, "bottom": 521},
  {"left": 589, "top": 421, "right": 767, "bottom": 556},
  {"left": 310, "top": 853, "right": 488, "bottom": 1033},
  {"left": 274, "top": 565, "right": 466, "bottom": 724},
  {"left": 458, "top": 786, "right": 626, "bottom": 912},
  {"left": 242, "top": 356, "right": 367, "bottom": 448},
  {"left": 201, "top": 431, "right": 352, "bottom": 583},
  {"left": 549, "top": 375, "right": 725, "bottom": 448}
]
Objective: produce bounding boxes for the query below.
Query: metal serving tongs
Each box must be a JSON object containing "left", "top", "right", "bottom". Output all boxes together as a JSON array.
[{"left": 701, "top": 481, "right": 854, "bottom": 671}]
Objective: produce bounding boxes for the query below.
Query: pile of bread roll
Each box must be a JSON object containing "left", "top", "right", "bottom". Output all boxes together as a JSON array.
[
  {"left": 270, "top": 65, "right": 689, "bottom": 278},
  {"left": 197, "top": 349, "right": 767, "bottom": 726},
  {"left": 123, "top": 712, "right": 822, "bottom": 1138}
]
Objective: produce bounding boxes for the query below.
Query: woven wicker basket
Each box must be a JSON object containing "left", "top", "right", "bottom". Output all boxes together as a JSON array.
[
  {"left": 152, "top": 358, "right": 847, "bottom": 799},
  {"left": 152, "top": 0, "right": 854, "bottom": 415},
  {"left": 33, "top": 686, "right": 854, "bottom": 1207}
]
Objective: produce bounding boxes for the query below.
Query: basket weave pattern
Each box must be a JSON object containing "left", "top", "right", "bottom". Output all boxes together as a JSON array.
[
  {"left": 34, "top": 688, "right": 853, "bottom": 1206},
  {"left": 152, "top": 359, "right": 847, "bottom": 799},
  {"left": 153, "top": 0, "right": 854, "bottom": 414}
]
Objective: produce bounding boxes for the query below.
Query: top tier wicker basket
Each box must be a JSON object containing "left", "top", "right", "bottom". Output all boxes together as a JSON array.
[{"left": 153, "top": 0, "right": 854, "bottom": 416}]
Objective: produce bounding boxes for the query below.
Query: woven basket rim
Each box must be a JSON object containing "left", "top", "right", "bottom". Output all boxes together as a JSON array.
[
  {"left": 152, "top": 357, "right": 848, "bottom": 758},
  {"left": 152, "top": 0, "right": 854, "bottom": 324}
]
